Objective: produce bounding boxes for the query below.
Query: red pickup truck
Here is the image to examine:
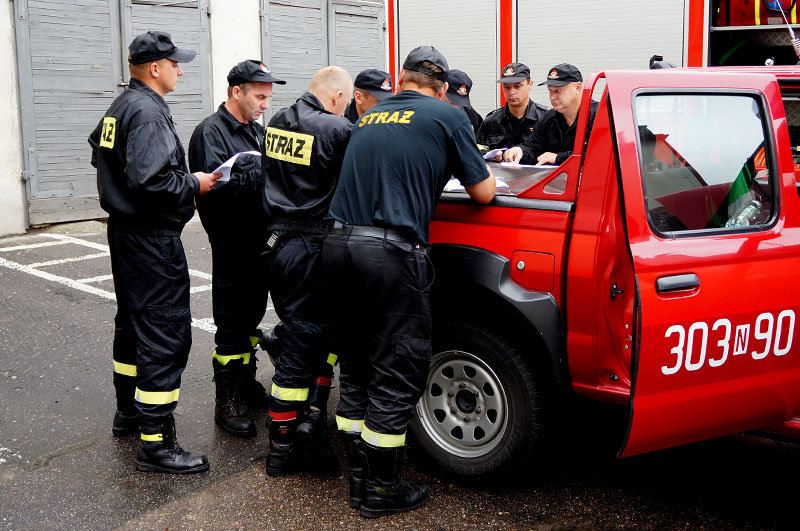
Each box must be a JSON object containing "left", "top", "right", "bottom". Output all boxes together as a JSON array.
[{"left": 413, "top": 68, "right": 800, "bottom": 477}]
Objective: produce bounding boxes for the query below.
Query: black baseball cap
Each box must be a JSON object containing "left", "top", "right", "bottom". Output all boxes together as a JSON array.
[
  {"left": 539, "top": 63, "right": 583, "bottom": 86},
  {"left": 402, "top": 46, "right": 449, "bottom": 81},
  {"left": 128, "top": 31, "right": 196, "bottom": 65},
  {"left": 227, "top": 60, "right": 286, "bottom": 86},
  {"left": 497, "top": 62, "right": 530, "bottom": 83},
  {"left": 354, "top": 69, "right": 393, "bottom": 100},
  {"left": 446, "top": 69, "right": 474, "bottom": 107}
]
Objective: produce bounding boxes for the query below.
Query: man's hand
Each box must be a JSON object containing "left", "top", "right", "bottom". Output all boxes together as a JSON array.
[
  {"left": 503, "top": 146, "right": 523, "bottom": 163},
  {"left": 195, "top": 172, "right": 221, "bottom": 195},
  {"left": 487, "top": 150, "right": 503, "bottom": 162},
  {"left": 536, "top": 152, "right": 557, "bottom": 165}
]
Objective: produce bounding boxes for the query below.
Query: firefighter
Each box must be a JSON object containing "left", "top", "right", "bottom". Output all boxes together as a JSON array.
[
  {"left": 343, "top": 68, "right": 394, "bottom": 123},
  {"left": 443, "top": 69, "right": 483, "bottom": 134},
  {"left": 504, "top": 63, "right": 599, "bottom": 165},
  {"left": 188, "top": 60, "right": 286, "bottom": 438},
  {"left": 262, "top": 66, "right": 354, "bottom": 477},
  {"left": 476, "top": 62, "right": 548, "bottom": 159},
  {"left": 88, "top": 31, "right": 219, "bottom": 473},
  {"left": 323, "top": 46, "right": 496, "bottom": 518}
]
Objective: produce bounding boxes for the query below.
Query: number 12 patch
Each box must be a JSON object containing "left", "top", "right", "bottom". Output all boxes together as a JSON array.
[{"left": 100, "top": 117, "right": 117, "bottom": 149}]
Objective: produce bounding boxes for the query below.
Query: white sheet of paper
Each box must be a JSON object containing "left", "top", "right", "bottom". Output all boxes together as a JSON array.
[
  {"left": 483, "top": 148, "right": 507, "bottom": 160},
  {"left": 444, "top": 176, "right": 509, "bottom": 192},
  {"left": 500, "top": 162, "right": 558, "bottom": 169},
  {"left": 211, "top": 150, "right": 262, "bottom": 182}
]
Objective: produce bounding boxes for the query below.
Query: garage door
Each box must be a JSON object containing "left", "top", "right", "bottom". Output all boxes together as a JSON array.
[
  {"left": 396, "top": 0, "right": 498, "bottom": 117},
  {"left": 14, "top": 0, "right": 211, "bottom": 226},
  {"left": 260, "top": 0, "right": 386, "bottom": 117},
  {"left": 518, "top": 0, "right": 686, "bottom": 105}
]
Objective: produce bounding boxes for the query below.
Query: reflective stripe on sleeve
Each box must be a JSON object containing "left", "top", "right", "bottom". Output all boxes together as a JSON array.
[
  {"left": 336, "top": 416, "right": 364, "bottom": 433},
  {"left": 361, "top": 425, "right": 406, "bottom": 448},
  {"left": 140, "top": 432, "right": 163, "bottom": 442},
  {"left": 212, "top": 351, "right": 251, "bottom": 366},
  {"left": 135, "top": 387, "right": 180, "bottom": 405},
  {"left": 270, "top": 383, "right": 308, "bottom": 402},
  {"left": 250, "top": 335, "right": 260, "bottom": 348},
  {"left": 113, "top": 361, "right": 137, "bottom": 377},
  {"left": 326, "top": 353, "right": 338, "bottom": 366}
]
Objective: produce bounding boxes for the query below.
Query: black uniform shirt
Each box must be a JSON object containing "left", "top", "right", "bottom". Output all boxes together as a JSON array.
[
  {"left": 463, "top": 106, "right": 483, "bottom": 135},
  {"left": 476, "top": 99, "right": 548, "bottom": 150},
  {"left": 519, "top": 100, "right": 599, "bottom": 165},
  {"left": 328, "top": 90, "right": 490, "bottom": 245},
  {"left": 188, "top": 103, "right": 265, "bottom": 228},
  {"left": 88, "top": 78, "right": 199, "bottom": 229},
  {"left": 262, "top": 92, "right": 353, "bottom": 230},
  {"left": 343, "top": 98, "right": 359, "bottom": 124}
]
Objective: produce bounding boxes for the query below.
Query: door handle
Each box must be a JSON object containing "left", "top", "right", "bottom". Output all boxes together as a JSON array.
[{"left": 656, "top": 273, "right": 700, "bottom": 293}]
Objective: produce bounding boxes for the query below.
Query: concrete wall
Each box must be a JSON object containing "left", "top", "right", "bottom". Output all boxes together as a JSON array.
[
  {"left": 208, "top": 0, "right": 263, "bottom": 110},
  {"left": 0, "top": 2, "right": 26, "bottom": 236}
]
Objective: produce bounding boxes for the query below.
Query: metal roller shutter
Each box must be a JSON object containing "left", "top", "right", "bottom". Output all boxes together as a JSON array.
[
  {"left": 396, "top": 0, "right": 498, "bottom": 117},
  {"left": 330, "top": 0, "right": 385, "bottom": 77},
  {"left": 517, "top": 0, "right": 686, "bottom": 104},
  {"left": 261, "top": 0, "right": 328, "bottom": 114}
]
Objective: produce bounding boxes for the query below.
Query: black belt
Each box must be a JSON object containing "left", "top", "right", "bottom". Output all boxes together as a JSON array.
[{"left": 330, "top": 221, "right": 420, "bottom": 247}]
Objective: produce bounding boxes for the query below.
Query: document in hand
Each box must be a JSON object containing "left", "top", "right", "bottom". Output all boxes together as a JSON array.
[{"left": 212, "top": 151, "right": 262, "bottom": 182}]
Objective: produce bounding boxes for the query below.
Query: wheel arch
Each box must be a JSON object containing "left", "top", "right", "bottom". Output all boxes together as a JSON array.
[{"left": 428, "top": 244, "right": 567, "bottom": 385}]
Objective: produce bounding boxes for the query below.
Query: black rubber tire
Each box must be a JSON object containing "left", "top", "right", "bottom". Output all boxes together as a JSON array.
[{"left": 409, "top": 321, "right": 549, "bottom": 478}]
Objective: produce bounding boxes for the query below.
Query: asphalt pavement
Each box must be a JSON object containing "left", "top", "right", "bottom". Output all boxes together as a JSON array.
[{"left": 1, "top": 218, "right": 799, "bottom": 530}]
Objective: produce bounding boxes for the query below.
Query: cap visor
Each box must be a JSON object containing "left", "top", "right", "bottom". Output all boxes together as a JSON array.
[
  {"left": 446, "top": 91, "right": 470, "bottom": 107},
  {"left": 538, "top": 79, "right": 570, "bottom": 86},
  {"left": 369, "top": 89, "right": 392, "bottom": 101},
  {"left": 166, "top": 48, "right": 197, "bottom": 63},
  {"left": 497, "top": 76, "right": 529, "bottom": 84},
  {"left": 252, "top": 72, "right": 287, "bottom": 85}
]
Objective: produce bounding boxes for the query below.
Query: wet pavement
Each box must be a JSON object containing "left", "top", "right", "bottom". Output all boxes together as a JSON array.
[{"left": 1, "top": 218, "right": 799, "bottom": 530}]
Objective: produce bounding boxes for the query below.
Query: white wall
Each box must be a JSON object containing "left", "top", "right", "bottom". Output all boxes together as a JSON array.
[
  {"left": 0, "top": 2, "right": 26, "bottom": 236},
  {"left": 208, "top": 0, "right": 263, "bottom": 109}
]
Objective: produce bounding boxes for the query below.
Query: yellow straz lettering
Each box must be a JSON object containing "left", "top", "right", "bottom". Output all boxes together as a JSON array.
[
  {"left": 366, "top": 113, "right": 379, "bottom": 124},
  {"left": 358, "top": 115, "right": 369, "bottom": 128},
  {"left": 375, "top": 112, "right": 389, "bottom": 124},
  {"left": 399, "top": 111, "right": 414, "bottom": 124},
  {"left": 386, "top": 111, "right": 400, "bottom": 123},
  {"left": 100, "top": 117, "right": 116, "bottom": 148},
  {"left": 265, "top": 127, "right": 314, "bottom": 166}
]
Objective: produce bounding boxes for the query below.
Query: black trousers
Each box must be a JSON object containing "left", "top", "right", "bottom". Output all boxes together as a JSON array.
[
  {"left": 265, "top": 233, "right": 332, "bottom": 412},
  {"left": 197, "top": 185, "right": 267, "bottom": 357},
  {"left": 322, "top": 231, "right": 432, "bottom": 435},
  {"left": 108, "top": 222, "right": 192, "bottom": 422}
]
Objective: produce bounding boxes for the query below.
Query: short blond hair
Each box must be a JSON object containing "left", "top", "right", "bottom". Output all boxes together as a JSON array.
[{"left": 308, "top": 66, "right": 353, "bottom": 99}]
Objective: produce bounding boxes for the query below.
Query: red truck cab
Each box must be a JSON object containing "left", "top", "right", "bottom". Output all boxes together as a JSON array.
[{"left": 415, "top": 68, "right": 800, "bottom": 476}]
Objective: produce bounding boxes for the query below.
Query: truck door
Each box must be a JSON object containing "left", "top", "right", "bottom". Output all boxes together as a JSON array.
[{"left": 605, "top": 71, "right": 800, "bottom": 457}]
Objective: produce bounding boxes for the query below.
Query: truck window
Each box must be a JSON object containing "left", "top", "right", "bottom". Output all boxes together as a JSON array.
[{"left": 635, "top": 94, "right": 774, "bottom": 234}]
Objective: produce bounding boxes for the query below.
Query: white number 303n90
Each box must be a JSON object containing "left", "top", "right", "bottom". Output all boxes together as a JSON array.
[{"left": 661, "top": 309, "right": 796, "bottom": 375}]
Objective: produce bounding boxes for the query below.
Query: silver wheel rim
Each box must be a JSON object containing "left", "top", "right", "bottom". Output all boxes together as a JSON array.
[{"left": 416, "top": 349, "right": 508, "bottom": 458}]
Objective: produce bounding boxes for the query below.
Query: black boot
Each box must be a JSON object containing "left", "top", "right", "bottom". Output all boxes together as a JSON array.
[
  {"left": 266, "top": 413, "right": 299, "bottom": 477},
  {"left": 213, "top": 358, "right": 256, "bottom": 438},
  {"left": 296, "top": 382, "right": 330, "bottom": 440},
  {"left": 112, "top": 373, "right": 138, "bottom": 437},
  {"left": 359, "top": 442, "right": 430, "bottom": 518},
  {"left": 135, "top": 415, "right": 210, "bottom": 474},
  {"left": 241, "top": 350, "right": 269, "bottom": 411},
  {"left": 341, "top": 432, "right": 365, "bottom": 509},
  {"left": 266, "top": 411, "right": 340, "bottom": 477}
]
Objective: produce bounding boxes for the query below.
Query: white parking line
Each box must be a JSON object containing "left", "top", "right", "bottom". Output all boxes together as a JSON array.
[
  {"left": 0, "top": 233, "right": 219, "bottom": 334},
  {"left": 27, "top": 252, "right": 109, "bottom": 269},
  {"left": 0, "top": 240, "right": 68, "bottom": 252}
]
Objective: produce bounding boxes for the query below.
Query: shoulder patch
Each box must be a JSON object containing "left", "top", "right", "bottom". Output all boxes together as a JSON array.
[{"left": 100, "top": 117, "right": 117, "bottom": 149}]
